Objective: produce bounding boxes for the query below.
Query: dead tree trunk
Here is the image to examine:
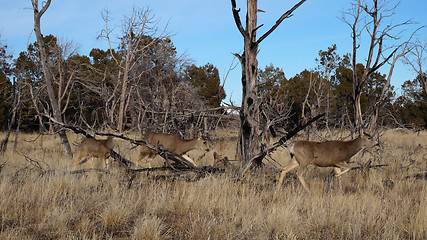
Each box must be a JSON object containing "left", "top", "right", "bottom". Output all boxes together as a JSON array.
[
  {"left": 232, "top": 0, "right": 259, "bottom": 169},
  {"left": 231, "top": 0, "right": 307, "bottom": 171},
  {"left": 31, "top": 0, "right": 73, "bottom": 158}
]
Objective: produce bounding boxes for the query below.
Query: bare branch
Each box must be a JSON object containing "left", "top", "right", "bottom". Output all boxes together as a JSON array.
[
  {"left": 257, "top": 0, "right": 307, "bottom": 45},
  {"left": 403, "top": 36, "right": 427, "bottom": 93},
  {"left": 31, "top": 0, "right": 52, "bottom": 21},
  {"left": 230, "top": 0, "right": 247, "bottom": 38}
]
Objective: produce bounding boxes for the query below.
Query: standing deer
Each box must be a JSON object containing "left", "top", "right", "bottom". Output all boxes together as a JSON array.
[
  {"left": 75, "top": 136, "right": 115, "bottom": 170},
  {"left": 276, "top": 133, "right": 377, "bottom": 192},
  {"left": 137, "top": 132, "right": 208, "bottom": 168}
]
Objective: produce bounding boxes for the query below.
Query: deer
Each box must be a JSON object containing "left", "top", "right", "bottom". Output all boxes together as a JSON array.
[
  {"left": 276, "top": 133, "right": 378, "bottom": 192},
  {"left": 75, "top": 136, "right": 115, "bottom": 170},
  {"left": 137, "top": 132, "right": 209, "bottom": 168}
]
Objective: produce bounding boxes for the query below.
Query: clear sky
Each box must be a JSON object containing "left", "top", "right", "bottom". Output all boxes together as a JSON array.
[{"left": 1, "top": 0, "right": 426, "bottom": 105}]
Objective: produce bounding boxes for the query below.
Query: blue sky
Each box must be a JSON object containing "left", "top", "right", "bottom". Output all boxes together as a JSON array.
[{"left": 1, "top": 0, "right": 426, "bottom": 105}]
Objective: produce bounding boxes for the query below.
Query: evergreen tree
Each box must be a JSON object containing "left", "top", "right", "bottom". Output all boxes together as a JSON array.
[
  {"left": 0, "top": 39, "right": 12, "bottom": 130},
  {"left": 393, "top": 75, "right": 427, "bottom": 128},
  {"left": 184, "top": 63, "right": 226, "bottom": 108},
  {"left": 258, "top": 64, "right": 287, "bottom": 103}
]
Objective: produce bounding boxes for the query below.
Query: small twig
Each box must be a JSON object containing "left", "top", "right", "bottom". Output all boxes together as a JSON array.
[
  {"left": 69, "top": 168, "right": 111, "bottom": 174},
  {"left": 404, "top": 172, "right": 427, "bottom": 181},
  {"left": 16, "top": 150, "right": 49, "bottom": 172}
]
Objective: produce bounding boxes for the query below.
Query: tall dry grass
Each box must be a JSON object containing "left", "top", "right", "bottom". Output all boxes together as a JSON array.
[{"left": 0, "top": 130, "right": 425, "bottom": 239}]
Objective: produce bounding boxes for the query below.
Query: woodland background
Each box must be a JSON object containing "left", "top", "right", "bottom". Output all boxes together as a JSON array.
[{"left": 0, "top": 4, "right": 426, "bottom": 136}]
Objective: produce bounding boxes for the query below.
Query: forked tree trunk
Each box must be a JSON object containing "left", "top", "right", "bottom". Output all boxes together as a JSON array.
[{"left": 31, "top": 0, "right": 73, "bottom": 158}]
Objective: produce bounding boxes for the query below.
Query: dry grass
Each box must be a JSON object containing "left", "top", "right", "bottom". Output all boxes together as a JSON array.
[{"left": 0, "top": 130, "right": 426, "bottom": 239}]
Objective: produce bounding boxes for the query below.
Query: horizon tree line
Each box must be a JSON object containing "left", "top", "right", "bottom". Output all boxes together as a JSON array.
[{"left": 0, "top": 1, "right": 426, "bottom": 168}]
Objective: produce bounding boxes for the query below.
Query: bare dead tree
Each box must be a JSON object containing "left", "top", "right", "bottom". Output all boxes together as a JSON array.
[
  {"left": 315, "top": 45, "right": 343, "bottom": 136},
  {"left": 137, "top": 53, "right": 199, "bottom": 135},
  {"left": 28, "top": 38, "right": 79, "bottom": 132},
  {"left": 403, "top": 39, "right": 427, "bottom": 94},
  {"left": 301, "top": 71, "right": 328, "bottom": 134},
  {"left": 30, "top": 0, "right": 73, "bottom": 158},
  {"left": 368, "top": 28, "right": 423, "bottom": 132},
  {"left": 77, "top": 7, "right": 205, "bottom": 135},
  {"left": 52, "top": 39, "right": 79, "bottom": 117},
  {"left": 231, "top": 0, "right": 307, "bottom": 171},
  {"left": 341, "top": 0, "right": 416, "bottom": 133},
  {"left": 301, "top": 72, "right": 314, "bottom": 129},
  {"left": 99, "top": 7, "right": 168, "bottom": 132}
]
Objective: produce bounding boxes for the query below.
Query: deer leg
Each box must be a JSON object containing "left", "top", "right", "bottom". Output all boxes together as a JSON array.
[
  {"left": 146, "top": 155, "right": 155, "bottom": 168},
  {"left": 296, "top": 168, "right": 311, "bottom": 193},
  {"left": 74, "top": 156, "right": 82, "bottom": 170},
  {"left": 105, "top": 153, "right": 111, "bottom": 169},
  {"left": 136, "top": 154, "right": 142, "bottom": 167},
  {"left": 136, "top": 153, "right": 148, "bottom": 168},
  {"left": 104, "top": 157, "right": 109, "bottom": 169},
  {"left": 104, "top": 158, "right": 108, "bottom": 169},
  {"left": 76, "top": 155, "right": 89, "bottom": 165},
  {"left": 75, "top": 155, "right": 88, "bottom": 170},
  {"left": 334, "top": 162, "right": 352, "bottom": 177},
  {"left": 182, "top": 154, "right": 197, "bottom": 167},
  {"left": 90, "top": 156, "right": 96, "bottom": 169},
  {"left": 276, "top": 158, "right": 299, "bottom": 191}
]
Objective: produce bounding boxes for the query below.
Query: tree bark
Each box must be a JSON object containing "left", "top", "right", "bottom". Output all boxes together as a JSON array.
[
  {"left": 31, "top": 0, "right": 73, "bottom": 158},
  {"left": 239, "top": 0, "right": 260, "bottom": 168}
]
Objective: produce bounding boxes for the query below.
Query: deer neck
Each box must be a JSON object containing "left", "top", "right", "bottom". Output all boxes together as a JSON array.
[
  {"left": 104, "top": 137, "right": 114, "bottom": 150},
  {"left": 346, "top": 136, "right": 365, "bottom": 156},
  {"left": 179, "top": 138, "right": 199, "bottom": 152}
]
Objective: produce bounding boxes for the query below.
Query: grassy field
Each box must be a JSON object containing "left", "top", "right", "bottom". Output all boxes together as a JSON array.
[{"left": 0, "top": 129, "right": 426, "bottom": 239}]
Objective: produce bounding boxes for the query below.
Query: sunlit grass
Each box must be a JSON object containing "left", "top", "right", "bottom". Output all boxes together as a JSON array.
[{"left": 0, "top": 129, "right": 425, "bottom": 239}]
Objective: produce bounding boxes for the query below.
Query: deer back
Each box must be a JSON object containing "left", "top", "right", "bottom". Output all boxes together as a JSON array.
[
  {"left": 293, "top": 136, "right": 366, "bottom": 167},
  {"left": 144, "top": 132, "right": 204, "bottom": 155},
  {"left": 80, "top": 138, "right": 111, "bottom": 158}
]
